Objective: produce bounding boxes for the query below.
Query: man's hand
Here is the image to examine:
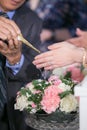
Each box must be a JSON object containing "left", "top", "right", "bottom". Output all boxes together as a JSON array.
[{"left": 0, "top": 16, "right": 22, "bottom": 65}]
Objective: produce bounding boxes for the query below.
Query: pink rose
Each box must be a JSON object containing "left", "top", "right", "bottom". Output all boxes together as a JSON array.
[
  {"left": 48, "top": 75, "right": 62, "bottom": 85},
  {"left": 66, "top": 66, "right": 84, "bottom": 82},
  {"left": 31, "top": 103, "right": 36, "bottom": 108},
  {"left": 41, "top": 85, "right": 62, "bottom": 114}
]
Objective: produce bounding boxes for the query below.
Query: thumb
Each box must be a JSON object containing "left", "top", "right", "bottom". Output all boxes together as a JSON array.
[
  {"left": 48, "top": 42, "right": 67, "bottom": 50},
  {"left": 76, "top": 28, "right": 84, "bottom": 36}
]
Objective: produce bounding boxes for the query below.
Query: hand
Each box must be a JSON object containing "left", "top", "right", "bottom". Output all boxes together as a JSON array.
[
  {"left": 0, "top": 17, "right": 22, "bottom": 64},
  {"left": 0, "top": 39, "right": 22, "bottom": 65},
  {"left": 33, "top": 42, "right": 84, "bottom": 70},
  {"left": 67, "top": 28, "right": 87, "bottom": 49}
]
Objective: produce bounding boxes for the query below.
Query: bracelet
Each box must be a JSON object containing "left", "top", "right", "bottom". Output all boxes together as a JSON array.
[{"left": 82, "top": 49, "right": 87, "bottom": 68}]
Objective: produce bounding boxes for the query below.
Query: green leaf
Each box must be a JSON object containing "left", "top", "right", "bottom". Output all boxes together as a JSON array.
[
  {"left": 20, "top": 88, "right": 31, "bottom": 96},
  {"left": 59, "top": 90, "right": 72, "bottom": 99},
  {"left": 32, "top": 80, "right": 50, "bottom": 91}
]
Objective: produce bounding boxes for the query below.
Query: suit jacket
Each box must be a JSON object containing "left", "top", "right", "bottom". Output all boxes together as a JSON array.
[
  {"left": 4, "top": 2, "right": 42, "bottom": 130},
  {"left": 0, "top": 55, "right": 9, "bottom": 130}
]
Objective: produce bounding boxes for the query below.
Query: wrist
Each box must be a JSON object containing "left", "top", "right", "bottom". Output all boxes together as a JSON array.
[
  {"left": 74, "top": 48, "right": 86, "bottom": 63},
  {"left": 7, "top": 53, "right": 21, "bottom": 65}
]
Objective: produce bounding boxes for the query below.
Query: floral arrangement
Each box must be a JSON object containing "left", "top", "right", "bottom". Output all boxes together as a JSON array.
[{"left": 14, "top": 64, "right": 84, "bottom": 114}]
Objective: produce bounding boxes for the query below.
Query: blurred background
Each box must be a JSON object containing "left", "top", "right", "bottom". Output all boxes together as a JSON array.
[{"left": 27, "top": 0, "right": 87, "bottom": 52}]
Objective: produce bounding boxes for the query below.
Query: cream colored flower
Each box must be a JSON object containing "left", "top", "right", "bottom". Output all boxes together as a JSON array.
[
  {"left": 58, "top": 83, "right": 71, "bottom": 91},
  {"left": 30, "top": 108, "right": 37, "bottom": 114},
  {"left": 60, "top": 94, "right": 78, "bottom": 113},
  {"left": 52, "top": 67, "right": 66, "bottom": 77},
  {"left": 26, "top": 82, "right": 35, "bottom": 93},
  {"left": 14, "top": 95, "right": 29, "bottom": 111}
]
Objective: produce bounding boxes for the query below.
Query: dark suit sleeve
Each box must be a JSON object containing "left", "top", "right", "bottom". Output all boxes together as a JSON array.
[
  {"left": 5, "top": 5, "right": 42, "bottom": 130},
  {"left": 6, "top": 8, "right": 43, "bottom": 98}
]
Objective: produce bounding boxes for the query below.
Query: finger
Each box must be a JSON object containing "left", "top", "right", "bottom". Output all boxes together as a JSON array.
[
  {"left": 11, "top": 37, "right": 19, "bottom": 48},
  {"left": 9, "top": 20, "right": 21, "bottom": 34},
  {"left": 48, "top": 43, "right": 61, "bottom": 50},
  {"left": 35, "top": 61, "right": 55, "bottom": 69},
  {"left": 0, "top": 18, "right": 17, "bottom": 40},
  {"left": 8, "top": 39, "right": 14, "bottom": 49},
  {"left": 0, "top": 40, "right": 8, "bottom": 50},
  {"left": 34, "top": 51, "right": 53, "bottom": 60},
  {"left": 14, "top": 40, "right": 22, "bottom": 49},
  {"left": 0, "top": 31, "right": 8, "bottom": 40},
  {"left": 48, "top": 41, "right": 69, "bottom": 50},
  {"left": 8, "top": 36, "right": 22, "bottom": 49},
  {"left": 35, "top": 63, "right": 50, "bottom": 69},
  {"left": 76, "top": 28, "right": 85, "bottom": 36},
  {"left": 33, "top": 56, "right": 52, "bottom": 65},
  {"left": 4, "top": 19, "right": 21, "bottom": 47},
  {"left": 44, "top": 64, "right": 58, "bottom": 70},
  {"left": 0, "top": 17, "right": 21, "bottom": 39},
  {"left": 0, "top": 27, "right": 12, "bottom": 41}
]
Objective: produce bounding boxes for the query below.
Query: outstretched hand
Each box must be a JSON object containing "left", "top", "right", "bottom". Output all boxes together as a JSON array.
[{"left": 33, "top": 42, "right": 83, "bottom": 70}]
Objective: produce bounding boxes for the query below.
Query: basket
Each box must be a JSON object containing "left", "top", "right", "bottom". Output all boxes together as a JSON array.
[{"left": 24, "top": 110, "right": 79, "bottom": 130}]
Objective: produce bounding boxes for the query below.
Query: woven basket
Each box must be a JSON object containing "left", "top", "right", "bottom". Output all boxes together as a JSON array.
[{"left": 24, "top": 110, "right": 79, "bottom": 130}]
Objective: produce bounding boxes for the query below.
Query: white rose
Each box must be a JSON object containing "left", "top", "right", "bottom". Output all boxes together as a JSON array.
[
  {"left": 60, "top": 94, "right": 78, "bottom": 113},
  {"left": 26, "top": 92, "right": 31, "bottom": 98},
  {"left": 52, "top": 67, "right": 66, "bottom": 77},
  {"left": 30, "top": 109, "right": 37, "bottom": 114},
  {"left": 14, "top": 95, "right": 29, "bottom": 111},
  {"left": 26, "top": 83, "right": 35, "bottom": 93},
  {"left": 58, "top": 83, "right": 71, "bottom": 91}
]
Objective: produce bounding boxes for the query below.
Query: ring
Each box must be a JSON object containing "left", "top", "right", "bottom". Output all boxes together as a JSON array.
[
  {"left": 48, "top": 61, "right": 53, "bottom": 66},
  {"left": 43, "top": 62, "right": 53, "bottom": 67}
]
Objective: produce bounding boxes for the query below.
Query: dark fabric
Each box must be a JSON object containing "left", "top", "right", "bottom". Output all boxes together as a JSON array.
[
  {"left": 6, "top": 2, "right": 42, "bottom": 98},
  {"left": 0, "top": 105, "right": 10, "bottom": 130},
  {"left": 0, "top": 12, "right": 9, "bottom": 19},
  {"left": 0, "top": 66, "right": 7, "bottom": 113},
  {"left": 44, "top": 0, "right": 87, "bottom": 37},
  {"left": 0, "top": 12, "right": 14, "bottom": 130},
  {"left": 0, "top": 11, "right": 10, "bottom": 130},
  {"left": 4, "top": 2, "right": 42, "bottom": 130},
  {"left": 0, "top": 56, "right": 9, "bottom": 130}
]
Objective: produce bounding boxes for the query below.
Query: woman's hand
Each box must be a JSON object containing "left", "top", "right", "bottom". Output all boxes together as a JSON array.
[
  {"left": 67, "top": 28, "right": 87, "bottom": 49},
  {"left": 33, "top": 42, "right": 84, "bottom": 70}
]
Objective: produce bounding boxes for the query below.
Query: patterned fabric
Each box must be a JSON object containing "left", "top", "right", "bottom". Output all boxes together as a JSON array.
[
  {"left": 0, "top": 65, "right": 7, "bottom": 113},
  {"left": 44, "top": 0, "right": 87, "bottom": 37},
  {"left": 0, "top": 12, "right": 9, "bottom": 19},
  {"left": 0, "top": 12, "right": 7, "bottom": 115}
]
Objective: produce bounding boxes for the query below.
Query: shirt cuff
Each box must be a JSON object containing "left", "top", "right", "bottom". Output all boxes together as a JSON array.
[{"left": 6, "top": 54, "right": 24, "bottom": 75}]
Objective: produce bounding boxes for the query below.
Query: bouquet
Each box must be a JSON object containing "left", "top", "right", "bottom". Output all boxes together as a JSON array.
[
  {"left": 14, "top": 64, "right": 84, "bottom": 114},
  {"left": 14, "top": 64, "right": 85, "bottom": 129}
]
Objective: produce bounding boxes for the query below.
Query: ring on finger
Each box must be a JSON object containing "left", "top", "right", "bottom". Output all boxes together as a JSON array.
[{"left": 48, "top": 61, "right": 53, "bottom": 66}]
